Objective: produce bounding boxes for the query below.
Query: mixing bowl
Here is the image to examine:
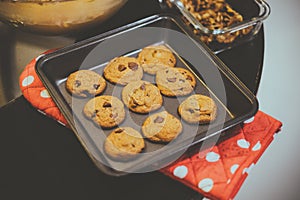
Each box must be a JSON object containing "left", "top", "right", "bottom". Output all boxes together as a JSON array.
[{"left": 0, "top": 0, "right": 127, "bottom": 35}]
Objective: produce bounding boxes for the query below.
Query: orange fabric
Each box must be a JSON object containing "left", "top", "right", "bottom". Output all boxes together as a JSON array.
[
  {"left": 19, "top": 53, "right": 282, "bottom": 200},
  {"left": 161, "top": 111, "right": 282, "bottom": 200},
  {"left": 19, "top": 51, "right": 67, "bottom": 125}
]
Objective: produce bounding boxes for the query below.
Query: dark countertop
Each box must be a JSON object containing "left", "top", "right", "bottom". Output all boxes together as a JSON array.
[
  {"left": 0, "top": 0, "right": 264, "bottom": 199},
  {"left": 0, "top": 95, "right": 201, "bottom": 200}
]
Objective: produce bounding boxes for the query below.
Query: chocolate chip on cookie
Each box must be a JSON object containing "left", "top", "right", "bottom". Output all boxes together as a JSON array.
[{"left": 103, "top": 56, "right": 143, "bottom": 86}]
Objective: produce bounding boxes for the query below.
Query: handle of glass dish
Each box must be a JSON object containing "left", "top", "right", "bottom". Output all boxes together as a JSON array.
[{"left": 220, "top": 0, "right": 271, "bottom": 34}]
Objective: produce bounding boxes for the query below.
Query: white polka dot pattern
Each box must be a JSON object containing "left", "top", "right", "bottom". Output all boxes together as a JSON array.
[
  {"left": 173, "top": 166, "right": 188, "bottom": 179},
  {"left": 40, "top": 89, "right": 50, "bottom": 98},
  {"left": 252, "top": 141, "right": 261, "bottom": 151},
  {"left": 22, "top": 76, "right": 34, "bottom": 87},
  {"left": 237, "top": 139, "right": 250, "bottom": 149},
  {"left": 198, "top": 178, "right": 214, "bottom": 192},
  {"left": 205, "top": 152, "right": 220, "bottom": 162},
  {"left": 230, "top": 164, "right": 239, "bottom": 174},
  {"left": 242, "top": 163, "right": 255, "bottom": 175}
]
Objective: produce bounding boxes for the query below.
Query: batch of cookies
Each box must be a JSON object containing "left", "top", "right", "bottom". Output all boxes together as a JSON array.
[{"left": 65, "top": 44, "right": 217, "bottom": 161}]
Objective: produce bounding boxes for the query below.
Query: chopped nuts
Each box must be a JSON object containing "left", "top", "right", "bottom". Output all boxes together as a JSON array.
[{"left": 178, "top": 0, "right": 253, "bottom": 44}]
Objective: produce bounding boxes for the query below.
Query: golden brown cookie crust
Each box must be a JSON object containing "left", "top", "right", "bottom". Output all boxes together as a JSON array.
[
  {"left": 142, "top": 111, "right": 183, "bottom": 143},
  {"left": 66, "top": 70, "right": 106, "bottom": 97},
  {"left": 137, "top": 45, "right": 176, "bottom": 75},
  {"left": 122, "top": 80, "right": 163, "bottom": 113},
  {"left": 156, "top": 67, "right": 196, "bottom": 97},
  {"left": 83, "top": 95, "right": 125, "bottom": 128},
  {"left": 178, "top": 94, "right": 217, "bottom": 124},
  {"left": 104, "top": 127, "right": 145, "bottom": 160},
  {"left": 103, "top": 56, "right": 143, "bottom": 85}
]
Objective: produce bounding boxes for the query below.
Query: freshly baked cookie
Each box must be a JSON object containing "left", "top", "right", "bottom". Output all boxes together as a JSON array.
[
  {"left": 178, "top": 94, "right": 217, "bottom": 124},
  {"left": 104, "top": 127, "right": 145, "bottom": 161},
  {"left": 142, "top": 111, "right": 183, "bottom": 143},
  {"left": 122, "top": 80, "right": 163, "bottom": 113},
  {"left": 83, "top": 95, "right": 125, "bottom": 128},
  {"left": 156, "top": 67, "right": 196, "bottom": 97},
  {"left": 66, "top": 70, "right": 106, "bottom": 97},
  {"left": 103, "top": 56, "right": 143, "bottom": 85},
  {"left": 137, "top": 45, "right": 176, "bottom": 75}
]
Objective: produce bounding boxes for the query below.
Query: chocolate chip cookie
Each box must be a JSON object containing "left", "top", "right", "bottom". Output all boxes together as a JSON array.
[
  {"left": 104, "top": 127, "right": 145, "bottom": 161},
  {"left": 156, "top": 67, "right": 196, "bottom": 97},
  {"left": 178, "top": 94, "right": 217, "bottom": 124},
  {"left": 83, "top": 95, "right": 125, "bottom": 128},
  {"left": 142, "top": 111, "right": 183, "bottom": 143},
  {"left": 122, "top": 80, "right": 163, "bottom": 113},
  {"left": 66, "top": 70, "right": 106, "bottom": 97},
  {"left": 137, "top": 45, "right": 176, "bottom": 75},
  {"left": 103, "top": 56, "right": 143, "bottom": 85}
]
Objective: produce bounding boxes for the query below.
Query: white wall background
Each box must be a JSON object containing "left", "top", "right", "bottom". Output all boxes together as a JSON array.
[{"left": 236, "top": 0, "right": 300, "bottom": 199}]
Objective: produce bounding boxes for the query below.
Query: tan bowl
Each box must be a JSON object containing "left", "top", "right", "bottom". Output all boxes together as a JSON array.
[{"left": 0, "top": 0, "right": 127, "bottom": 35}]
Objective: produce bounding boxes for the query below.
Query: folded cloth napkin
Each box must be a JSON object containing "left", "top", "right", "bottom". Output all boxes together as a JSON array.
[
  {"left": 161, "top": 111, "right": 281, "bottom": 200},
  {"left": 19, "top": 53, "right": 282, "bottom": 200}
]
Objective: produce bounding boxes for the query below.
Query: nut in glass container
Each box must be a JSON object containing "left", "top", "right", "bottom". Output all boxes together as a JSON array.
[{"left": 160, "top": 0, "right": 270, "bottom": 53}]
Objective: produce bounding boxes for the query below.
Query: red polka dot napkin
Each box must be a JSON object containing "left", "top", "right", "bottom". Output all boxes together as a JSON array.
[
  {"left": 19, "top": 50, "right": 68, "bottom": 125},
  {"left": 161, "top": 112, "right": 281, "bottom": 199},
  {"left": 19, "top": 53, "right": 282, "bottom": 200}
]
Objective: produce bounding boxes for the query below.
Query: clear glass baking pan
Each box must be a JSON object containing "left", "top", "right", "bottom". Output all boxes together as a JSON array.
[
  {"left": 159, "top": 0, "right": 270, "bottom": 53},
  {"left": 36, "top": 14, "right": 258, "bottom": 176}
]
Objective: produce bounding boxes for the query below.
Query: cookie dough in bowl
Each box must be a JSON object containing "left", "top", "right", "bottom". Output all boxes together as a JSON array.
[{"left": 0, "top": 0, "right": 127, "bottom": 35}]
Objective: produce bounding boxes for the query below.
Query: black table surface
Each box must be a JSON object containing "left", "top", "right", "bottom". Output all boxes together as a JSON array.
[{"left": 0, "top": 0, "right": 264, "bottom": 199}]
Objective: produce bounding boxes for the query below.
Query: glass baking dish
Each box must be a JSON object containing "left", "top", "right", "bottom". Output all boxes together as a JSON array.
[
  {"left": 35, "top": 14, "right": 258, "bottom": 176},
  {"left": 159, "top": 0, "right": 270, "bottom": 53}
]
